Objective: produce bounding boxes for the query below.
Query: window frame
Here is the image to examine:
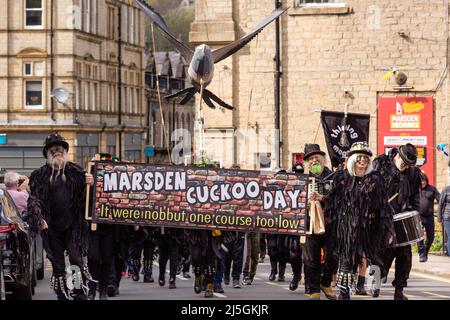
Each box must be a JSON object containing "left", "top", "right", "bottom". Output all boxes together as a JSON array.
[
  {"left": 297, "top": 0, "right": 345, "bottom": 6},
  {"left": 24, "top": 79, "right": 44, "bottom": 110},
  {"left": 24, "top": 0, "right": 44, "bottom": 29}
]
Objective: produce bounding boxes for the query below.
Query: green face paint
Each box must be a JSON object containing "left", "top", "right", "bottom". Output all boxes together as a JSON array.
[{"left": 310, "top": 163, "right": 322, "bottom": 175}]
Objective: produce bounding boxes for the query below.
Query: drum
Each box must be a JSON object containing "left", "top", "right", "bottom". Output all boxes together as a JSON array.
[{"left": 393, "top": 211, "right": 424, "bottom": 247}]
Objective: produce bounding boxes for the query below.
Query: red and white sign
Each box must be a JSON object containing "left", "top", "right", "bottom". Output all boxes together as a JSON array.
[{"left": 377, "top": 96, "right": 435, "bottom": 185}]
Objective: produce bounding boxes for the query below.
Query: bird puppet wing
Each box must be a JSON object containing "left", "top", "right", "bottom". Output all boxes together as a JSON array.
[
  {"left": 134, "top": 0, "right": 194, "bottom": 61},
  {"left": 212, "top": 7, "right": 288, "bottom": 64}
]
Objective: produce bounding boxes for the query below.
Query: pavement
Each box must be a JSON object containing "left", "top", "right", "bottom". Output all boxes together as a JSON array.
[{"left": 411, "top": 252, "right": 450, "bottom": 279}]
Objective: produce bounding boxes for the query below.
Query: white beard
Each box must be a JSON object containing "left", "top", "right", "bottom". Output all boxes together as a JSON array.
[
  {"left": 47, "top": 151, "right": 67, "bottom": 170},
  {"left": 47, "top": 150, "right": 68, "bottom": 183}
]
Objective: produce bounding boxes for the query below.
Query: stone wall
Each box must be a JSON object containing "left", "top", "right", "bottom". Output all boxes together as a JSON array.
[{"left": 190, "top": 0, "right": 450, "bottom": 190}]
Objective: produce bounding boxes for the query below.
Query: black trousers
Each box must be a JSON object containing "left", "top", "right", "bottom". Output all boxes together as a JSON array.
[
  {"left": 157, "top": 233, "right": 179, "bottom": 279},
  {"left": 302, "top": 233, "right": 337, "bottom": 294},
  {"left": 381, "top": 245, "right": 412, "bottom": 288},
  {"left": 288, "top": 236, "right": 303, "bottom": 279},
  {"left": 189, "top": 230, "right": 217, "bottom": 283},
  {"left": 178, "top": 234, "right": 191, "bottom": 273},
  {"left": 224, "top": 233, "right": 245, "bottom": 280},
  {"left": 129, "top": 228, "right": 156, "bottom": 261},
  {"left": 109, "top": 256, "right": 125, "bottom": 289},
  {"left": 417, "top": 216, "right": 435, "bottom": 255},
  {"left": 88, "top": 230, "right": 114, "bottom": 289},
  {"left": 267, "top": 234, "right": 289, "bottom": 266},
  {"left": 259, "top": 234, "right": 267, "bottom": 259},
  {"left": 48, "top": 228, "right": 83, "bottom": 276}
]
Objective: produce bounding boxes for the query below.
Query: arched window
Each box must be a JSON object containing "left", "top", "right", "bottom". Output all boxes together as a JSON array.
[{"left": 181, "top": 113, "right": 185, "bottom": 130}]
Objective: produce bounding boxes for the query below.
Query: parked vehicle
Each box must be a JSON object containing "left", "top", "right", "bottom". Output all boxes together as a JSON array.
[{"left": 0, "top": 188, "right": 34, "bottom": 300}]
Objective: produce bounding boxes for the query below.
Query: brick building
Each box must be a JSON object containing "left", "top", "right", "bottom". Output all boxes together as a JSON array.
[
  {"left": 0, "top": 0, "right": 146, "bottom": 174},
  {"left": 189, "top": 0, "right": 450, "bottom": 190}
]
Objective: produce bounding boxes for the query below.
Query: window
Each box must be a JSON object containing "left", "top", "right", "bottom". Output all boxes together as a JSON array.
[
  {"left": 24, "top": 63, "right": 32, "bottom": 76},
  {"left": 130, "top": 7, "right": 135, "bottom": 44},
  {"left": 76, "top": 133, "right": 99, "bottom": 168},
  {"left": 136, "top": 89, "right": 140, "bottom": 114},
  {"left": 34, "top": 62, "right": 43, "bottom": 76},
  {"left": 298, "top": 0, "right": 344, "bottom": 4},
  {"left": 84, "top": 82, "right": 89, "bottom": 110},
  {"left": 25, "top": 80, "right": 43, "bottom": 109},
  {"left": 25, "top": 0, "right": 43, "bottom": 29},
  {"left": 108, "top": 6, "right": 116, "bottom": 39},
  {"left": 257, "top": 153, "right": 272, "bottom": 169},
  {"left": 92, "top": 82, "right": 97, "bottom": 111},
  {"left": 23, "top": 61, "right": 43, "bottom": 77},
  {"left": 75, "top": 80, "right": 81, "bottom": 110},
  {"left": 84, "top": 0, "right": 91, "bottom": 32},
  {"left": 92, "top": 0, "right": 97, "bottom": 34}
]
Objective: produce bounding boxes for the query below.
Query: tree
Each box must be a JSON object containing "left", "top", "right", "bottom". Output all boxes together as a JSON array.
[{"left": 145, "top": 2, "right": 195, "bottom": 52}]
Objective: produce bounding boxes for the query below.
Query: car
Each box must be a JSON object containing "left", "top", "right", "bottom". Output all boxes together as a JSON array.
[{"left": 0, "top": 189, "right": 34, "bottom": 300}]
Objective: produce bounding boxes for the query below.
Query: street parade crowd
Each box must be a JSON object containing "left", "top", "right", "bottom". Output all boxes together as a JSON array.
[{"left": 5, "top": 132, "right": 447, "bottom": 300}]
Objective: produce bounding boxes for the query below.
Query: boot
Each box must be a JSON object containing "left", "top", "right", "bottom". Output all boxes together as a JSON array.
[
  {"left": 269, "top": 260, "right": 277, "bottom": 281},
  {"left": 159, "top": 272, "right": 166, "bottom": 286},
  {"left": 289, "top": 275, "right": 300, "bottom": 291},
  {"left": 88, "top": 282, "right": 97, "bottom": 300},
  {"left": 143, "top": 260, "right": 154, "bottom": 283},
  {"left": 320, "top": 285, "right": 337, "bottom": 300},
  {"left": 224, "top": 273, "right": 230, "bottom": 285},
  {"left": 72, "top": 289, "right": 88, "bottom": 300},
  {"left": 278, "top": 264, "right": 286, "bottom": 282},
  {"left": 99, "top": 286, "right": 108, "bottom": 300},
  {"left": 394, "top": 286, "right": 408, "bottom": 300},
  {"left": 337, "top": 286, "right": 351, "bottom": 300},
  {"left": 355, "top": 276, "right": 367, "bottom": 295},
  {"left": 51, "top": 274, "right": 70, "bottom": 301},
  {"left": 204, "top": 283, "right": 214, "bottom": 298},
  {"left": 194, "top": 275, "right": 202, "bottom": 294},
  {"left": 169, "top": 277, "right": 176, "bottom": 289},
  {"left": 419, "top": 254, "right": 426, "bottom": 263},
  {"left": 193, "top": 266, "right": 202, "bottom": 293},
  {"left": 131, "top": 259, "right": 141, "bottom": 282},
  {"left": 107, "top": 284, "right": 116, "bottom": 297}
]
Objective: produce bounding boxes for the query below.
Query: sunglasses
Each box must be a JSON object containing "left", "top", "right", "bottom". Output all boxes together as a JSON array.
[
  {"left": 356, "top": 155, "right": 370, "bottom": 163},
  {"left": 49, "top": 145, "right": 66, "bottom": 154}
]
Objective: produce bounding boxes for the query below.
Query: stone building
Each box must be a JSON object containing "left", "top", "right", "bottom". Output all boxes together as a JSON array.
[
  {"left": 0, "top": 0, "right": 145, "bottom": 174},
  {"left": 145, "top": 50, "right": 195, "bottom": 164},
  {"left": 190, "top": 0, "right": 450, "bottom": 189}
]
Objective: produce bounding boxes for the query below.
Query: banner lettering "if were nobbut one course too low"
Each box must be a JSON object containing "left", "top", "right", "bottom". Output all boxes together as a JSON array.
[{"left": 91, "top": 162, "right": 309, "bottom": 235}]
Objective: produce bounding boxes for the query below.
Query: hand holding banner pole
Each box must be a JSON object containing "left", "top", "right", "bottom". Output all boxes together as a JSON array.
[{"left": 85, "top": 154, "right": 100, "bottom": 231}]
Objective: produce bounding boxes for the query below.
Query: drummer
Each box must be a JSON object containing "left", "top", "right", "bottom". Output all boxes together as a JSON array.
[
  {"left": 373, "top": 143, "right": 422, "bottom": 300},
  {"left": 325, "top": 142, "right": 394, "bottom": 300}
]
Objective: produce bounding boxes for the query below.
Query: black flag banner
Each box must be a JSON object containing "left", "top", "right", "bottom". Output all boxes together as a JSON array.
[{"left": 320, "top": 111, "right": 370, "bottom": 165}]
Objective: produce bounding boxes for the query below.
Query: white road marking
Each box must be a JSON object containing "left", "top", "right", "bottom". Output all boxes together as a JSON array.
[
  {"left": 410, "top": 271, "right": 450, "bottom": 285},
  {"left": 423, "top": 291, "right": 450, "bottom": 299}
]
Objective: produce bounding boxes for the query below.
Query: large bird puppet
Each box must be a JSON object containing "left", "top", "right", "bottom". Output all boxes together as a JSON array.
[{"left": 135, "top": 0, "right": 288, "bottom": 110}]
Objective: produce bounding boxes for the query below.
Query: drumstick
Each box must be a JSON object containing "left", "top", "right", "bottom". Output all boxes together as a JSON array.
[{"left": 388, "top": 192, "right": 399, "bottom": 203}]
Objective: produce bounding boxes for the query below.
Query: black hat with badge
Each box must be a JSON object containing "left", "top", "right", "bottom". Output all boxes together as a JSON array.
[
  {"left": 303, "top": 144, "right": 326, "bottom": 160},
  {"left": 398, "top": 143, "right": 417, "bottom": 166},
  {"left": 347, "top": 141, "right": 372, "bottom": 158},
  {"left": 43, "top": 133, "right": 69, "bottom": 158}
]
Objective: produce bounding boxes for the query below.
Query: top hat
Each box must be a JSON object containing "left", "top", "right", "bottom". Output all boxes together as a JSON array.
[
  {"left": 347, "top": 141, "right": 372, "bottom": 158},
  {"left": 43, "top": 133, "right": 69, "bottom": 158},
  {"left": 398, "top": 143, "right": 417, "bottom": 166},
  {"left": 303, "top": 144, "right": 326, "bottom": 160}
]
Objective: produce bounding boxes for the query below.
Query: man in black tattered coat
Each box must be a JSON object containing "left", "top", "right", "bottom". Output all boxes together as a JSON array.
[
  {"left": 26, "top": 133, "right": 93, "bottom": 300},
  {"left": 373, "top": 143, "right": 421, "bottom": 300}
]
